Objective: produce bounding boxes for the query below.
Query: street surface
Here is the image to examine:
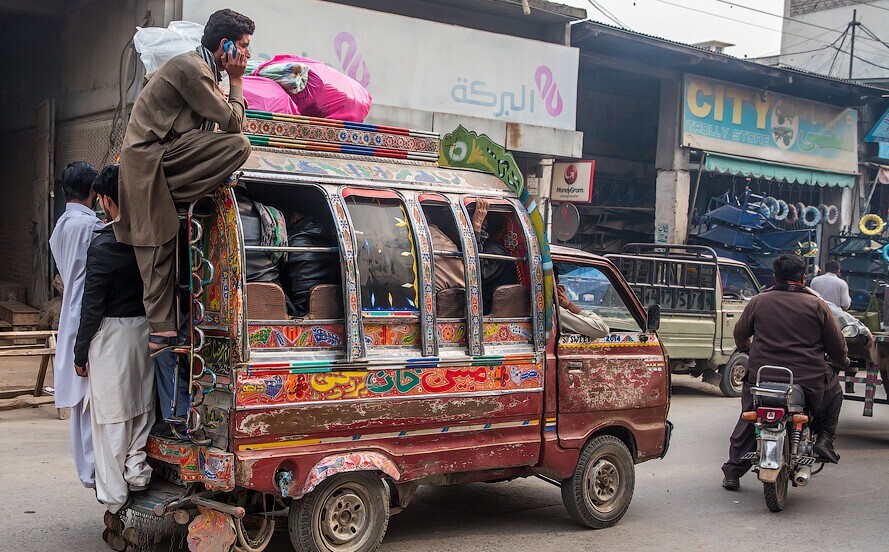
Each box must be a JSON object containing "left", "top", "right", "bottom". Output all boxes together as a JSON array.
[{"left": 2, "top": 376, "right": 888, "bottom": 552}]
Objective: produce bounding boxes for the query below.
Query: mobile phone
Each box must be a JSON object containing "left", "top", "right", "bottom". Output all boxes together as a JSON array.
[{"left": 223, "top": 40, "right": 236, "bottom": 58}]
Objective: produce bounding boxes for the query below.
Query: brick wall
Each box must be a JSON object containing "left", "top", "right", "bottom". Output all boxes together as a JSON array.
[
  {"left": 0, "top": 131, "right": 38, "bottom": 294},
  {"left": 790, "top": 0, "right": 872, "bottom": 17}
]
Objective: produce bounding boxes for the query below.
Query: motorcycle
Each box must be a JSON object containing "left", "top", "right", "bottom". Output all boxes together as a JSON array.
[{"left": 741, "top": 365, "right": 826, "bottom": 512}]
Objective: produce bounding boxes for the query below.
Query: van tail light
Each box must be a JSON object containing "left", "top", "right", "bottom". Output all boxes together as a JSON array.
[
  {"left": 756, "top": 407, "right": 786, "bottom": 423},
  {"left": 741, "top": 411, "right": 757, "bottom": 421}
]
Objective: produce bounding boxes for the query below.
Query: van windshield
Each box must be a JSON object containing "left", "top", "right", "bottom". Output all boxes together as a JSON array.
[{"left": 557, "top": 262, "right": 641, "bottom": 332}]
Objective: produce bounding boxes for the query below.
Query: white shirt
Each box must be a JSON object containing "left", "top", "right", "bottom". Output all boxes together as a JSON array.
[
  {"left": 49, "top": 203, "right": 104, "bottom": 408},
  {"left": 559, "top": 306, "right": 610, "bottom": 339},
  {"left": 809, "top": 272, "right": 851, "bottom": 310}
]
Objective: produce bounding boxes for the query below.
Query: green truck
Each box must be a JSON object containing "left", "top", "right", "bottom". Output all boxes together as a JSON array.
[{"left": 608, "top": 244, "right": 761, "bottom": 397}]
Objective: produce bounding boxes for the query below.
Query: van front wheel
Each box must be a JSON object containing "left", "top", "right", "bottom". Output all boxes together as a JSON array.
[
  {"left": 719, "top": 352, "right": 747, "bottom": 398},
  {"left": 288, "top": 472, "right": 389, "bottom": 552},
  {"left": 561, "top": 435, "right": 635, "bottom": 529}
]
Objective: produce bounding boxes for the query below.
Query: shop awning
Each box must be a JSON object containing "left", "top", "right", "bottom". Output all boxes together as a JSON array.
[{"left": 703, "top": 152, "right": 857, "bottom": 188}]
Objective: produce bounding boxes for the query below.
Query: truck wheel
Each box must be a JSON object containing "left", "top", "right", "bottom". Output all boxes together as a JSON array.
[
  {"left": 763, "top": 468, "right": 788, "bottom": 512},
  {"left": 719, "top": 352, "right": 747, "bottom": 398},
  {"left": 561, "top": 435, "right": 635, "bottom": 529},
  {"left": 288, "top": 473, "right": 389, "bottom": 552}
]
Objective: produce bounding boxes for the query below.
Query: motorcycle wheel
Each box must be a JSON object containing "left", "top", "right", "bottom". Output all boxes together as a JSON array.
[
  {"left": 763, "top": 468, "right": 788, "bottom": 512},
  {"left": 719, "top": 352, "right": 747, "bottom": 398}
]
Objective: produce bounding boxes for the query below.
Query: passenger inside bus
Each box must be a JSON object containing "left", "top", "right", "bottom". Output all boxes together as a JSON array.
[
  {"left": 280, "top": 196, "right": 340, "bottom": 317},
  {"left": 234, "top": 185, "right": 287, "bottom": 284}
]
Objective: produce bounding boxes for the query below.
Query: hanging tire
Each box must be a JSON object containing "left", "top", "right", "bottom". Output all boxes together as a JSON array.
[
  {"left": 801, "top": 206, "right": 821, "bottom": 227},
  {"left": 818, "top": 204, "right": 830, "bottom": 224},
  {"left": 825, "top": 204, "right": 839, "bottom": 225},
  {"left": 773, "top": 199, "right": 789, "bottom": 221},
  {"left": 763, "top": 196, "right": 779, "bottom": 218},
  {"left": 785, "top": 203, "right": 798, "bottom": 224},
  {"left": 763, "top": 468, "right": 789, "bottom": 512},
  {"left": 561, "top": 435, "right": 635, "bottom": 529},
  {"left": 719, "top": 352, "right": 747, "bottom": 398},
  {"left": 859, "top": 214, "right": 885, "bottom": 236},
  {"left": 288, "top": 473, "right": 390, "bottom": 552}
]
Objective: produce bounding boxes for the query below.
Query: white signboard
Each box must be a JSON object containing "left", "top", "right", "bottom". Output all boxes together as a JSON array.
[
  {"left": 183, "top": 0, "right": 579, "bottom": 130},
  {"left": 552, "top": 161, "right": 594, "bottom": 202}
]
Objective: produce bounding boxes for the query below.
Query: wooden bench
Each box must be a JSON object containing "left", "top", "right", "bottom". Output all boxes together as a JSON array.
[{"left": 0, "top": 330, "right": 61, "bottom": 416}]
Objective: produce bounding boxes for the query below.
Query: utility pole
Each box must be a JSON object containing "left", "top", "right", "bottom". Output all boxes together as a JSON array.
[{"left": 849, "top": 8, "right": 857, "bottom": 79}]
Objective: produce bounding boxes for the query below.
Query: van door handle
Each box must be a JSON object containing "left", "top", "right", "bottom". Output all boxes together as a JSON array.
[
  {"left": 566, "top": 361, "right": 583, "bottom": 370},
  {"left": 726, "top": 313, "right": 735, "bottom": 318}
]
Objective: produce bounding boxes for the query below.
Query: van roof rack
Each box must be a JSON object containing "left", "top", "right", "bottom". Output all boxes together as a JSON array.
[{"left": 618, "top": 243, "right": 719, "bottom": 263}]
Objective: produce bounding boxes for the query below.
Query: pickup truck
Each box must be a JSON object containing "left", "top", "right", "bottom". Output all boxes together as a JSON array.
[{"left": 608, "top": 244, "right": 760, "bottom": 397}]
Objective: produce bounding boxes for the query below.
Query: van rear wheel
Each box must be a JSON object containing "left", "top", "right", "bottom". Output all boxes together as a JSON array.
[
  {"left": 719, "top": 352, "right": 747, "bottom": 398},
  {"left": 561, "top": 435, "right": 635, "bottom": 529},
  {"left": 288, "top": 473, "right": 389, "bottom": 552}
]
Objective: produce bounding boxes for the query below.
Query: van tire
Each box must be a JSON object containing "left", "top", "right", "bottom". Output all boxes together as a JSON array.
[
  {"left": 719, "top": 352, "right": 747, "bottom": 398},
  {"left": 288, "top": 472, "right": 389, "bottom": 552},
  {"left": 561, "top": 435, "right": 635, "bottom": 529}
]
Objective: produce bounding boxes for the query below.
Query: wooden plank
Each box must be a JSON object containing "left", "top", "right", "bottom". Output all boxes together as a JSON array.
[
  {"left": 0, "top": 394, "right": 55, "bottom": 410},
  {"left": 0, "top": 348, "right": 55, "bottom": 357},
  {"left": 0, "top": 301, "right": 39, "bottom": 327},
  {"left": 0, "top": 330, "right": 55, "bottom": 338}
]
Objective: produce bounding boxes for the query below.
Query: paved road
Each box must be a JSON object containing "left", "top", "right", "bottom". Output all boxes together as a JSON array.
[{"left": 2, "top": 376, "right": 888, "bottom": 552}]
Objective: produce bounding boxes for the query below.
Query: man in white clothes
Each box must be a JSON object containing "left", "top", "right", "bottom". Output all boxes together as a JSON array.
[
  {"left": 810, "top": 260, "right": 852, "bottom": 310},
  {"left": 74, "top": 165, "right": 155, "bottom": 515},
  {"left": 48, "top": 161, "right": 104, "bottom": 489}
]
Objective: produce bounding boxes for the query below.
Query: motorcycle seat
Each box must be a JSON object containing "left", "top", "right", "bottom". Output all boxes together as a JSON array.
[{"left": 753, "top": 382, "right": 806, "bottom": 412}]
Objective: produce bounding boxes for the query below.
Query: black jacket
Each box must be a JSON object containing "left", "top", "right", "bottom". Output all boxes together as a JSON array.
[
  {"left": 74, "top": 225, "right": 145, "bottom": 366},
  {"left": 280, "top": 218, "right": 339, "bottom": 317}
]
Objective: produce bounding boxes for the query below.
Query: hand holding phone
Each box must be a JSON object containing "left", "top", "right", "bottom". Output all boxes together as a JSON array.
[{"left": 223, "top": 40, "right": 236, "bottom": 59}]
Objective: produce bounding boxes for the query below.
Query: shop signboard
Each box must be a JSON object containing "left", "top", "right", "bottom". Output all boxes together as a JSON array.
[
  {"left": 552, "top": 160, "right": 595, "bottom": 202},
  {"left": 682, "top": 75, "right": 858, "bottom": 174},
  {"left": 184, "top": 0, "right": 579, "bottom": 130}
]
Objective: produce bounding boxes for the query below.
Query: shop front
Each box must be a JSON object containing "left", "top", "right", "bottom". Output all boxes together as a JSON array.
[{"left": 682, "top": 74, "right": 859, "bottom": 284}]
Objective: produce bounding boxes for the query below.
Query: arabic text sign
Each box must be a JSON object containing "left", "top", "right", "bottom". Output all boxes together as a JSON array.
[
  {"left": 682, "top": 75, "right": 858, "bottom": 173},
  {"left": 183, "top": 0, "right": 578, "bottom": 130},
  {"left": 552, "top": 161, "right": 594, "bottom": 202}
]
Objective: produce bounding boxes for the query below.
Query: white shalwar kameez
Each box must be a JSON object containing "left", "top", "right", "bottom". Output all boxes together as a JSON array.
[
  {"left": 48, "top": 202, "right": 104, "bottom": 488},
  {"left": 86, "top": 316, "right": 156, "bottom": 513}
]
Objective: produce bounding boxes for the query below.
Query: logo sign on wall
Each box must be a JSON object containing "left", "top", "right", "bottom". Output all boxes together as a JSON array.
[
  {"left": 552, "top": 202, "right": 581, "bottom": 242},
  {"left": 183, "top": 0, "right": 579, "bottom": 130},
  {"left": 552, "top": 161, "right": 595, "bottom": 202},
  {"left": 682, "top": 74, "right": 858, "bottom": 174}
]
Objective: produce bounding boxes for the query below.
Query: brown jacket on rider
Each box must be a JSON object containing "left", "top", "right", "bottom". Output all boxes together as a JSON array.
[{"left": 734, "top": 287, "right": 847, "bottom": 388}]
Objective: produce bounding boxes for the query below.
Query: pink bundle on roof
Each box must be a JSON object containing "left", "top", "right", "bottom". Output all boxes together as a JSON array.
[
  {"left": 242, "top": 75, "right": 300, "bottom": 115},
  {"left": 254, "top": 54, "right": 372, "bottom": 122}
]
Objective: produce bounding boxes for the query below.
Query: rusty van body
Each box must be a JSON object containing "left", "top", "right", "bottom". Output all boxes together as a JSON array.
[{"left": 133, "top": 123, "right": 671, "bottom": 551}]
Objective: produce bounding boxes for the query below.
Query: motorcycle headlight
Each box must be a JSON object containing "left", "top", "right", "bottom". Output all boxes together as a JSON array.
[{"left": 842, "top": 325, "right": 860, "bottom": 338}]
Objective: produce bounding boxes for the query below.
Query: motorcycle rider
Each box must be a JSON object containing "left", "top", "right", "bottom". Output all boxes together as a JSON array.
[{"left": 722, "top": 254, "right": 847, "bottom": 490}]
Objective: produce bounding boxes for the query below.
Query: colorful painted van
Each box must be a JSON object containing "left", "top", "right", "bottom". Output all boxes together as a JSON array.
[{"left": 125, "top": 117, "right": 672, "bottom": 552}]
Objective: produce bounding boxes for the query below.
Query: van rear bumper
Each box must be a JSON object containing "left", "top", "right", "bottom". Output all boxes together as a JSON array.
[
  {"left": 146, "top": 435, "right": 235, "bottom": 491},
  {"left": 661, "top": 419, "right": 674, "bottom": 458}
]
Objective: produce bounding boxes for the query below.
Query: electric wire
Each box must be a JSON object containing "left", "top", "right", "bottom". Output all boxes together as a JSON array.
[{"left": 586, "top": 0, "right": 632, "bottom": 29}]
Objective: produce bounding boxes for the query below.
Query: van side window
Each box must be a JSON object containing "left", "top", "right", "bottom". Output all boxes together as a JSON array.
[
  {"left": 345, "top": 195, "right": 420, "bottom": 312},
  {"left": 465, "top": 198, "right": 534, "bottom": 348},
  {"left": 557, "top": 262, "right": 643, "bottom": 333},
  {"left": 240, "top": 182, "right": 345, "bottom": 353},
  {"left": 720, "top": 265, "right": 759, "bottom": 300}
]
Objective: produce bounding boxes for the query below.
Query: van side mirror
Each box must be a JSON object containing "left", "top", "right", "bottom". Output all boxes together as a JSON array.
[{"left": 646, "top": 304, "right": 660, "bottom": 332}]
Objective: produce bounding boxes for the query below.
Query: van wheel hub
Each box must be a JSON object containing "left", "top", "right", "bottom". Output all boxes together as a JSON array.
[
  {"left": 321, "top": 490, "right": 368, "bottom": 545},
  {"left": 587, "top": 459, "right": 619, "bottom": 503}
]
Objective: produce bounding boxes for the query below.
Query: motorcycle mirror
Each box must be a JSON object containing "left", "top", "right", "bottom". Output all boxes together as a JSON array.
[
  {"left": 841, "top": 324, "right": 860, "bottom": 338},
  {"left": 646, "top": 304, "right": 660, "bottom": 332}
]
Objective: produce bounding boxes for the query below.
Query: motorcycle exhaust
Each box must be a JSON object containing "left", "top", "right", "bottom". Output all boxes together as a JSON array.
[{"left": 793, "top": 465, "right": 811, "bottom": 486}]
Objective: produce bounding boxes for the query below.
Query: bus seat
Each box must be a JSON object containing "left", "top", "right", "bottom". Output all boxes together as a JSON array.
[
  {"left": 246, "top": 282, "right": 288, "bottom": 320},
  {"left": 307, "top": 284, "right": 344, "bottom": 320},
  {"left": 489, "top": 284, "right": 530, "bottom": 318},
  {"left": 436, "top": 288, "right": 466, "bottom": 318}
]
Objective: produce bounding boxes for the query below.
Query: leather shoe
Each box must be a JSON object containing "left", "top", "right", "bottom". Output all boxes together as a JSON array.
[
  {"left": 722, "top": 476, "right": 740, "bottom": 490},
  {"left": 814, "top": 433, "right": 840, "bottom": 464}
]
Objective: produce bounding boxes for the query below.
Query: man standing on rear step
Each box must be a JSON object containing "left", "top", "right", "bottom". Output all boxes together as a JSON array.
[
  {"left": 117, "top": 9, "right": 254, "bottom": 355},
  {"left": 721, "top": 254, "right": 847, "bottom": 491}
]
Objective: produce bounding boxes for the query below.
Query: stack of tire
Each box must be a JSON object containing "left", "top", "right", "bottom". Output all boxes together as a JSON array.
[{"left": 762, "top": 197, "right": 839, "bottom": 228}]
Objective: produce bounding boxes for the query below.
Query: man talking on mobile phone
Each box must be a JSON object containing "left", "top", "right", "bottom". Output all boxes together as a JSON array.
[{"left": 117, "top": 9, "right": 254, "bottom": 356}]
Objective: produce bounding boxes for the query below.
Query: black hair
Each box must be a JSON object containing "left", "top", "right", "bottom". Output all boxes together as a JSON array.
[
  {"left": 61, "top": 161, "right": 97, "bottom": 201},
  {"left": 825, "top": 260, "right": 841, "bottom": 274},
  {"left": 773, "top": 254, "right": 806, "bottom": 283},
  {"left": 201, "top": 9, "right": 255, "bottom": 51},
  {"left": 92, "top": 165, "right": 119, "bottom": 205}
]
